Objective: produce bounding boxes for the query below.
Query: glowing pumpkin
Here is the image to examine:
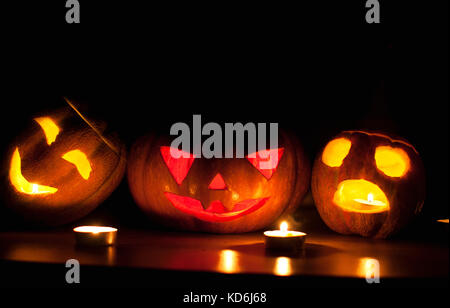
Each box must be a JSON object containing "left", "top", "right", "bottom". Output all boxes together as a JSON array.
[
  {"left": 1, "top": 102, "right": 127, "bottom": 226},
  {"left": 127, "top": 130, "right": 310, "bottom": 233},
  {"left": 312, "top": 130, "right": 425, "bottom": 238}
]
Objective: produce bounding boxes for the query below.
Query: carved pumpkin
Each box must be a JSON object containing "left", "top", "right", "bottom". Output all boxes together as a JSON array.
[
  {"left": 1, "top": 103, "right": 127, "bottom": 226},
  {"left": 127, "top": 130, "right": 310, "bottom": 233},
  {"left": 312, "top": 130, "right": 425, "bottom": 238}
]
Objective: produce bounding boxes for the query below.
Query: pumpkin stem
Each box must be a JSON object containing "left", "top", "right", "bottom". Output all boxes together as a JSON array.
[{"left": 63, "top": 97, "right": 120, "bottom": 156}]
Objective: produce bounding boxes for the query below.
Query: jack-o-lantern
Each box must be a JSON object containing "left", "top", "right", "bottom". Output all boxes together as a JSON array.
[
  {"left": 127, "top": 130, "right": 310, "bottom": 233},
  {"left": 312, "top": 130, "right": 425, "bottom": 238},
  {"left": 1, "top": 103, "right": 127, "bottom": 226}
]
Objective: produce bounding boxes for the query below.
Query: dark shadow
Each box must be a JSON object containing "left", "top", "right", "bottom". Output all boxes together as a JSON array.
[
  {"left": 226, "top": 242, "right": 341, "bottom": 259},
  {"left": 304, "top": 243, "right": 341, "bottom": 258}
]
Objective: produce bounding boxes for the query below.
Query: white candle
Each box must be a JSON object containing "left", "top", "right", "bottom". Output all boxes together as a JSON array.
[
  {"left": 353, "top": 193, "right": 386, "bottom": 207},
  {"left": 264, "top": 221, "right": 306, "bottom": 253},
  {"left": 264, "top": 221, "right": 306, "bottom": 238},
  {"left": 73, "top": 226, "right": 117, "bottom": 246}
]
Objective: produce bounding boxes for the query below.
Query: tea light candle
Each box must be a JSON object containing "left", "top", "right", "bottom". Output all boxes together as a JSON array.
[
  {"left": 264, "top": 221, "right": 306, "bottom": 252},
  {"left": 73, "top": 226, "right": 117, "bottom": 246},
  {"left": 354, "top": 193, "right": 386, "bottom": 207}
]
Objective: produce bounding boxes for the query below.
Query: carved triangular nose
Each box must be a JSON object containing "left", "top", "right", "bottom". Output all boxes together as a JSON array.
[{"left": 208, "top": 173, "right": 227, "bottom": 190}]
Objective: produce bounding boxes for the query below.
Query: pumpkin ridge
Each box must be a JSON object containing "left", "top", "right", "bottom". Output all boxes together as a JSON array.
[
  {"left": 56, "top": 142, "right": 127, "bottom": 222},
  {"left": 344, "top": 130, "right": 418, "bottom": 154}
]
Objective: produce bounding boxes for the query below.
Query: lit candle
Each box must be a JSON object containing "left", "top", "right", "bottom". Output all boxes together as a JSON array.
[
  {"left": 264, "top": 221, "right": 306, "bottom": 253},
  {"left": 73, "top": 226, "right": 117, "bottom": 246},
  {"left": 353, "top": 193, "right": 386, "bottom": 207}
]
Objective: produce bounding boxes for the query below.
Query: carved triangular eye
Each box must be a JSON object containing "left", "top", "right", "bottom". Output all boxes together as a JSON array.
[
  {"left": 160, "top": 146, "right": 196, "bottom": 185},
  {"left": 246, "top": 148, "right": 284, "bottom": 180}
]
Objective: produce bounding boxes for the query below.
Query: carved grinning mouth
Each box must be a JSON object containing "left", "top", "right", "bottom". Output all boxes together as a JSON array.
[{"left": 164, "top": 192, "right": 270, "bottom": 222}]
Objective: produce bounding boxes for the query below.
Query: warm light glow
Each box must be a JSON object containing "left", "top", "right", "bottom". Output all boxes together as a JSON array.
[
  {"left": 160, "top": 146, "right": 196, "bottom": 185},
  {"left": 375, "top": 146, "right": 410, "bottom": 177},
  {"left": 353, "top": 192, "right": 386, "bottom": 207},
  {"left": 437, "top": 219, "right": 449, "bottom": 224},
  {"left": 208, "top": 173, "right": 227, "bottom": 190},
  {"left": 218, "top": 249, "right": 239, "bottom": 273},
  {"left": 333, "top": 179, "right": 389, "bottom": 213},
  {"left": 322, "top": 138, "right": 352, "bottom": 167},
  {"left": 280, "top": 221, "right": 288, "bottom": 233},
  {"left": 246, "top": 148, "right": 284, "bottom": 180},
  {"left": 164, "top": 192, "right": 269, "bottom": 222},
  {"left": 206, "top": 200, "right": 227, "bottom": 213},
  {"left": 274, "top": 257, "right": 292, "bottom": 276},
  {"left": 34, "top": 117, "right": 60, "bottom": 145},
  {"left": 9, "top": 147, "right": 58, "bottom": 195},
  {"left": 264, "top": 223, "right": 306, "bottom": 238},
  {"left": 232, "top": 192, "right": 240, "bottom": 201},
  {"left": 73, "top": 226, "right": 117, "bottom": 233},
  {"left": 357, "top": 257, "right": 380, "bottom": 281},
  {"left": 62, "top": 149, "right": 92, "bottom": 180}
]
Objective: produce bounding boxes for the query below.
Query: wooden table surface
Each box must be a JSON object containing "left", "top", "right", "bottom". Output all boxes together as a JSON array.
[{"left": 0, "top": 227, "right": 447, "bottom": 287}]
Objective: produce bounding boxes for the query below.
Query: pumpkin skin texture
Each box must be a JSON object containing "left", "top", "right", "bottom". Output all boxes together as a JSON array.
[
  {"left": 127, "top": 130, "right": 310, "bottom": 233},
  {"left": 1, "top": 108, "right": 127, "bottom": 226},
  {"left": 312, "top": 130, "right": 425, "bottom": 239}
]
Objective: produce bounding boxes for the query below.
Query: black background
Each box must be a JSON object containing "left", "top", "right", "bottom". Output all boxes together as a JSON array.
[
  {"left": 2, "top": 1, "right": 447, "bottom": 227},
  {"left": 0, "top": 0, "right": 448, "bottom": 292}
]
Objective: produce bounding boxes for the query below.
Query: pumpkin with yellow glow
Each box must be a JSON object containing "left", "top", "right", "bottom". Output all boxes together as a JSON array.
[
  {"left": 312, "top": 131, "right": 425, "bottom": 238},
  {"left": 2, "top": 105, "right": 127, "bottom": 226}
]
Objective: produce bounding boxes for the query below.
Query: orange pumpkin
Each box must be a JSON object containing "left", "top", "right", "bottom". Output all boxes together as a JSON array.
[
  {"left": 1, "top": 104, "right": 126, "bottom": 226},
  {"left": 127, "top": 130, "right": 310, "bottom": 233},
  {"left": 312, "top": 130, "right": 425, "bottom": 238}
]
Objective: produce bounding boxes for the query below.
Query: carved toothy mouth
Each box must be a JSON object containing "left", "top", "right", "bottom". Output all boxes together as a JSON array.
[{"left": 164, "top": 192, "right": 270, "bottom": 222}]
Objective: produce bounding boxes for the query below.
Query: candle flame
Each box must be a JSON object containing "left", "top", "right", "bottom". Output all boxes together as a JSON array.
[
  {"left": 367, "top": 193, "right": 374, "bottom": 203},
  {"left": 280, "top": 221, "right": 288, "bottom": 233}
]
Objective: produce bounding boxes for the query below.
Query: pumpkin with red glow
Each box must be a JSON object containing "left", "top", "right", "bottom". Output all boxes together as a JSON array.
[
  {"left": 127, "top": 131, "right": 310, "bottom": 233},
  {"left": 312, "top": 130, "right": 425, "bottom": 238},
  {"left": 1, "top": 103, "right": 127, "bottom": 226}
]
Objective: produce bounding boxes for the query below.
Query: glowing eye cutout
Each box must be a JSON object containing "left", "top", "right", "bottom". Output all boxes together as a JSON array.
[
  {"left": 375, "top": 146, "right": 410, "bottom": 177},
  {"left": 322, "top": 138, "right": 352, "bottom": 167},
  {"left": 9, "top": 147, "right": 58, "bottom": 195},
  {"left": 62, "top": 149, "right": 92, "bottom": 180},
  {"left": 34, "top": 117, "right": 60, "bottom": 145},
  {"left": 160, "top": 146, "right": 196, "bottom": 185},
  {"left": 246, "top": 148, "right": 284, "bottom": 180}
]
